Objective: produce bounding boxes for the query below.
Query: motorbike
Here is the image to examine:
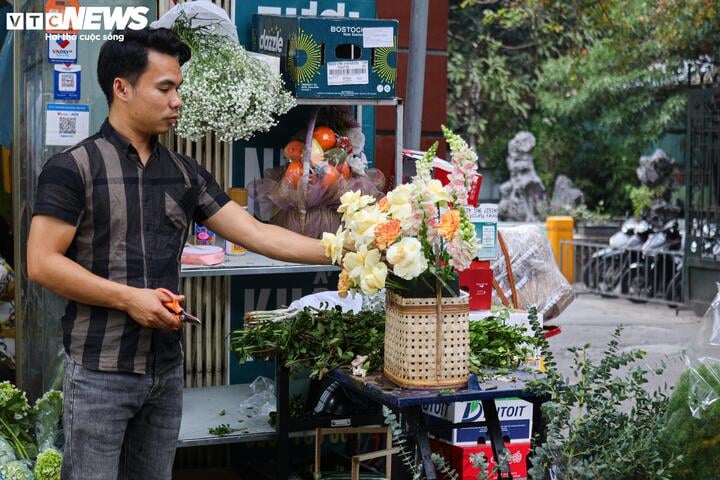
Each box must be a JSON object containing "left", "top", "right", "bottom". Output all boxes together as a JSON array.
[
  {"left": 624, "top": 219, "right": 683, "bottom": 302},
  {"left": 583, "top": 218, "right": 651, "bottom": 295}
]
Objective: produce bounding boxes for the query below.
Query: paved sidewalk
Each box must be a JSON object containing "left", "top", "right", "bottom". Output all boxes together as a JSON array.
[{"left": 547, "top": 293, "right": 704, "bottom": 391}]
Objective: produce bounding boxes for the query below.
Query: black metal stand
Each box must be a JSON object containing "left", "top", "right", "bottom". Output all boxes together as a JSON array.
[
  {"left": 481, "top": 399, "right": 513, "bottom": 480},
  {"left": 274, "top": 362, "right": 387, "bottom": 479},
  {"left": 404, "top": 407, "right": 437, "bottom": 480},
  {"left": 276, "top": 363, "right": 290, "bottom": 480}
]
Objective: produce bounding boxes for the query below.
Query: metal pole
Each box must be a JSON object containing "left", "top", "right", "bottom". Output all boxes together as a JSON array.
[
  {"left": 395, "top": 100, "right": 404, "bottom": 186},
  {"left": 404, "top": 0, "right": 429, "bottom": 152}
]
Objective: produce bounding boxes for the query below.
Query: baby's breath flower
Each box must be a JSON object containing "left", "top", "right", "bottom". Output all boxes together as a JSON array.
[{"left": 173, "top": 19, "right": 295, "bottom": 142}]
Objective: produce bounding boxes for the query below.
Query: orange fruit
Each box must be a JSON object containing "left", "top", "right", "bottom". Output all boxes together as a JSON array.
[
  {"left": 283, "top": 161, "right": 303, "bottom": 189},
  {"left": 313, "top": 126, "right": 336, "bottom": 151},
  {"left": 283, "top": 140, "right": 304, "bottom": 163}
]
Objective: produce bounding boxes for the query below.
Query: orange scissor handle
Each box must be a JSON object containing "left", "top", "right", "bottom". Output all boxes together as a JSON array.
[{"left": 156, "top": 288, "right": 183, "bottom": 316}]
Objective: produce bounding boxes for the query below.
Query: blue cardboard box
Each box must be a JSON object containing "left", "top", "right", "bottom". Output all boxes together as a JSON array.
[
  {"left": 252, "top": 14, "right": 398, "bottom": 98},
  {"left": 423, "top": 398, "right": 533, "bottom": 445}
]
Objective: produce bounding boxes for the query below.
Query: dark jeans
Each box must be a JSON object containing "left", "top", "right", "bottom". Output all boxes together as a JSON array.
[{"left": 61, "top": 355, "right": 183, "bottom": 480}]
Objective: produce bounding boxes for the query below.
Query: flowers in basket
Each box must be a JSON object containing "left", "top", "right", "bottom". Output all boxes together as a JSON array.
[
  {"left": 166, "top": 9, "right": 295, "bottom": 142},
  {"left": 321, "top": 126, "right": 480, "bottom": 297}
]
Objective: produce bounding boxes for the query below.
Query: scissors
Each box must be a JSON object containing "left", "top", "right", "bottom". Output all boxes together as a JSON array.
[{"left": 156, "top": 288, "right": 201, "bottom": 326}]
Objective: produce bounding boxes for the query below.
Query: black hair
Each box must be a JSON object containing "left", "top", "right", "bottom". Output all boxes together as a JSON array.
[{"left": 97, "top": 27, "right": 191, "bottom": 106}]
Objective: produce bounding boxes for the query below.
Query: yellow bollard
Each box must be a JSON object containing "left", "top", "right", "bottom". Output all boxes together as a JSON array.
[{"left": 546, "top": 216, "right": 574, "bottom": 283}]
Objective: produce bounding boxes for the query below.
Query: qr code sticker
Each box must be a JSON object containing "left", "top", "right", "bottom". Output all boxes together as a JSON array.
[
  {"left": 59, "top": 73, "right": 76, "bottom": 92},
  {"left": 59, "top": 117, "right": 77, "bottom": 135}
]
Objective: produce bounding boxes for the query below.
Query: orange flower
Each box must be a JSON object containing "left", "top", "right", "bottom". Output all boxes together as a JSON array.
[
  {"left": 378, "top": 197, "right": 390, "bottom": 213},
  {"left": 374, "top": 219, "right": 402, "bottom": 250},
  {"left": 338, "top": 269, "right": 350, "bottom": 298},
  {"left": 438, "top": 209, "right": 461, "bottom": 240}
]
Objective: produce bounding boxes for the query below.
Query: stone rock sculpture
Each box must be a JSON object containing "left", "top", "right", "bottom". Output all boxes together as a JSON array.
[
  {"left": 637, "top": 149, "right": 674, "bottom": 190},
  {"left": 551, "top": 175, "right": 584, "bottom": 209},
  {"left": 498, "top": 132, "right": 547, "bottom": 221},
  {"left": 637, "top": 149, "right": 680, "bottom": 225}
]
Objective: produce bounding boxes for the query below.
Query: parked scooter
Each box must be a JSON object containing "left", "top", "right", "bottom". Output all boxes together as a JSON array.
[
  {"left": 624, "top": 219, "right": 683, "bottom": 301},
  {"left": 584, "top": 218, "right": 650, "bottom": 295}
]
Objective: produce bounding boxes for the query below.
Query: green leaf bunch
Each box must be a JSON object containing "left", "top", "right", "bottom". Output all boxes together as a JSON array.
[
  {"left": 469, "top": 309, "right": 539, "bottom": 372},
  {"left": 0, "top": 381, "right": 37, "bottom": 460},
  {"left": 526, "top": 313, "right": 680, "bottom": 480},
  {"left": 34, "top": 448, "right": 62, "bottom": 480},
  {"left": 661, "top": 364, "right": 720, "bottom": 479},
  {"left": 231, "top": 306, "right": 384, "bottom": 379},
  {"left": 383, "top": 407, "right": 422, "bottom": 480}
]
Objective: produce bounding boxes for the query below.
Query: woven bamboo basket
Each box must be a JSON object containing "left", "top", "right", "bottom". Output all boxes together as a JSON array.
[{"left": 383, "top": 291, "right": 470, "bottom": 389}]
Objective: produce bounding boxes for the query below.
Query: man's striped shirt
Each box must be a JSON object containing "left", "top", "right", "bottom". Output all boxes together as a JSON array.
[{"left": 34, "top": 119, "right": 229, "bottom": 374}]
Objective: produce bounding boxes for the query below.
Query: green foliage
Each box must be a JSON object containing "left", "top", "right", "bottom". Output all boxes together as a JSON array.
[
  {"left": 0, "top": 435, "right": 17, "bottom": 464},
  {"left": 526, "top": 317, "right": 680, "bottom": 480},
  {"left": 208, "top": 424, "right": 235, "bottom": 436},
  {"left": 468, "top": 309, "right": 538, "bottom": 372},
  {"left": 383, "top": 407, "right": 422, "bottom": 480},
  {"left": 0, "top": 386, "right": 63, "bottom": 477},
  {"left": 0, "top": 381, "right": 37, "bottom": 460},
  {"left": 430, "top": 452, "right": 459, "bottom": 480},
  {"left": 662, "top": 365, "right": 720, "bottom": 479},
  {"left": 231, "top": 306, "right": 385, "bottom": 380},
  {"left": 449, "top": 0, "right": 719, "bottom": 215},
  {"left": 628, "top": 185, "right": 666, "bottom": 217},
  {"left": 0, "top": 460, "right": 34, "bottom": 480},
  {"left": 33, "top": 448, "right": 62, "bottom": 480},
  {"left": 541, "top": 201, "right": 611, "bottom": 225},
  {"left": 33, "top": 390, "right": 63, "bottom": 453}
]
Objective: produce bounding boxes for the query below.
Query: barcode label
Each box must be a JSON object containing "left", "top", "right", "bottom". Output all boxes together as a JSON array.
[
  {"left": 59, "top": 73, "right": 76, "bottom": 91},
  {"left": 59, "top": 116, "right": 77, "bottom": 135},
  {"left": 327, "top": 61, "right": 369, "bottom": 86}
]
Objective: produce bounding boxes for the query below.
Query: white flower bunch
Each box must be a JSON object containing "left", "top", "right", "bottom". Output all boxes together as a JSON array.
[
  {"left": 172, "top": 17, "right": 295, "bottom": 142},
  {"left": 321, "top": 127, "right": 479, "bottom": 297}
]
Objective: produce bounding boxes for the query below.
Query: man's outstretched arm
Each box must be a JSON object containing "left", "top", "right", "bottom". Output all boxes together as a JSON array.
[{"left": 204, "top": 201, "right": 330, "bottom": 265}]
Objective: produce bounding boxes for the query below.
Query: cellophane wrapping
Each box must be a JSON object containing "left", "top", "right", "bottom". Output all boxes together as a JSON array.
[{"left": 492, "top": 225, "right": 575, "bottom": 320}]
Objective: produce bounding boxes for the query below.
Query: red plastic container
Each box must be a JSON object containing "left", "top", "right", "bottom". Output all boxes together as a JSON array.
[{"left": 458, "top": 260, "right": 493, "bottom": 311}]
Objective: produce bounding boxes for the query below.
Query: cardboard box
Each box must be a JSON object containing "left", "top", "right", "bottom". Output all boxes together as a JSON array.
[
  {"left": 423, "top": 398, "right": 533, "bottom": 445},
  {"left": 431, "top": 439, "right": 530, "bottom": 480},
  {"left": 252, "top": 14, "right": 398, "bottom": 98}
]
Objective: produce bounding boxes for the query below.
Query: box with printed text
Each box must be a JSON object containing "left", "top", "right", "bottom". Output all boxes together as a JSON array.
[
  {"left": 252, "top": 14, "right": 398, "bottom": 98},
  {"left": 423, "top": 398, "right": 534, "bottom": 445},
  {"left": 431, "top": 439, "right": 530, "bottom": 480}
]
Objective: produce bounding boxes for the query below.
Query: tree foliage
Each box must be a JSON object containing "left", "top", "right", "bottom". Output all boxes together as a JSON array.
[{"left": 448, "top": 0, "right": 720, "bottom": 214}]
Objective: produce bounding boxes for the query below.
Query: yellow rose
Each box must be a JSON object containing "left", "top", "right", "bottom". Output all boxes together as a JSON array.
[
  {"left": 338, "top": 190, "right": 375, "bottom": 223},
  {"left": 386, "top": 237, "right": 428, "bottom": 280},
  {"left": 386, "top": 184, "right": 413, "bottom": 206},
  {"left": 348, "top": 205, "right": 386, "bottom": 245},
  {"left": 360, "top": 261, "right": 387, "bottom": 296},
  {"left": 320, "top": 226, "right": 346, "bottom": 264},
  {"left": 424, "top": 179, "right": 450, "bottom": 204}
]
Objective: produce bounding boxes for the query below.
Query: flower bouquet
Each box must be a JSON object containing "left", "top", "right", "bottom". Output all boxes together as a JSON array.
[
  {"left": 321, "top": 126, "right": 480, "bottom": 388},
  {"left": 158, "top": 5, "right": 295, "bottom": 142},
  {"left": 248, "top": 106, "right": 386, "bottom": 239}
]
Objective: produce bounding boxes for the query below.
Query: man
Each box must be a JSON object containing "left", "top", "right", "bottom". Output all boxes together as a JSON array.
[{"left": 27, "top": 28, "right": 327, "bottom": 479}]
